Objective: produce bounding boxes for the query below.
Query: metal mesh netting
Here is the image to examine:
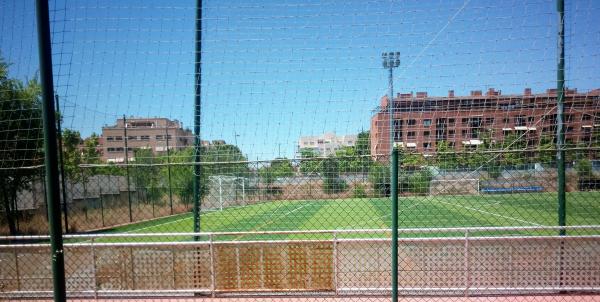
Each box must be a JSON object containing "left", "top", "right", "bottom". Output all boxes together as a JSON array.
[{"left": 1, "top": 0, "right": 600, "bottom": 301}]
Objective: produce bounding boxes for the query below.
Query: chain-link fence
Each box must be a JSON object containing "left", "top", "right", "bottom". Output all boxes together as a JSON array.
[{"left": 2, "top": 0, "right": 600, "bottom": 301}]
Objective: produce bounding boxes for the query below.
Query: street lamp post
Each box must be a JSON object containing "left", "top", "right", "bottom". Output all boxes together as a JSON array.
[{"left": 382, "top": 51, "right": 400, "bottom": 150}]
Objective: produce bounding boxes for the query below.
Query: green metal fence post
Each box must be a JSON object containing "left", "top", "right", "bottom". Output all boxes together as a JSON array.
[
  {"left": 123, "top": 115, "right": 133, "bottom": 222},
  {"left": 391, "top": 146, "right": 399, "bottom": 302},
  {"left": 193, "top": 0, "right": 204, "bottom": 238},
  {"left": 35, "top": 0, "right": 67, "bottom": 301},
  {"left": 557, "top": 0, "right": 566, "bottom": 236},
  {"left": 54, "top": 95, "right": 69, "bottom": 233},
  {"left": 165, "top": 124, "right": 174, "bottom": 215},
  {"left": 97, "top": 175, "right": 105, "bottom": 227}
]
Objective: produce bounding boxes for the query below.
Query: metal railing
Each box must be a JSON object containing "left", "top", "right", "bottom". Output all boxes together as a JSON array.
[{"left": 1, "top": 226, "right": 600, "bottom": 298}]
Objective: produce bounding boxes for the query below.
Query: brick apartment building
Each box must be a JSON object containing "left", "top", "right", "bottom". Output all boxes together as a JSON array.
[
  {"left": 100, "top": 117, "right": 193, "bottom": 162},
  {"left": 370, "top": 88, "right": 600, "bottom": 158}
]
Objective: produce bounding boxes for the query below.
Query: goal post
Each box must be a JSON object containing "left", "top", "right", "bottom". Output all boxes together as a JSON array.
[{"left": 207, "top": 175, "right": 247, "bottom": 211}]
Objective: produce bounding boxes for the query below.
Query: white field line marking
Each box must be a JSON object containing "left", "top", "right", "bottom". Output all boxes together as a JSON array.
[
  {"left": 124, "top": 206, "right": 240, "bottom": 234},
  {"left": 432, "top": 198, "right": 543, "bottom": 226},
  {"left": 123, "top": 199, "right": 312, "bottom": 235},
  {"left": 377, "top": 199, "right": 426, "bottom": 219},
  {"left": 234, "top": 202, "right": 314, "bottom": 240}
]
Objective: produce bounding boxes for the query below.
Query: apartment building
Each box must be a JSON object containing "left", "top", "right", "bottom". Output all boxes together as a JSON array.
[
  {"left": 370, "top": 88, "right": 600, "bottom": 158},
  {"left": 298, "top": 132, "right": 358, "bottom": 157},
  {"left": 100, "top": 117, "right": 193, "bottom": 162}
]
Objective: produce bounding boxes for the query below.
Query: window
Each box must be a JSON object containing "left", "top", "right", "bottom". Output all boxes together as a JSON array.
[
  {"left": 462, "top": 118, "right": 469, "bottom": 126},
  {"left": 423, "top": 131, "right": 430, "bottom": 137},
  {"left": 528, "top": 116, "right": 535, "bottom": 124},
  {"left": 423, "top": 119, "right": 432, "bottom": 127},
  {"left": 156, "top": 135, "right": 164, "bottom": 140},
  {"left": 107, "top": 147, "right": 124, "bottom": 153},
  {"left": 448, "top": 130, "right": 455, "bottom": 137},
  {"left": 106, "top": 136, "right": 114, "bottom": 141},
  {"left": 448, "top": 142, "right": 455, "bottom": 148},
  {"left": 408, "top": 119, "right": 416, "bottom": 126},
  {"left": 423, "top": 142, "right": 432, "bottom": 149},
  {"left": 114, "top": 136, "right": 123, "bottom": 141},
  {"left": 582, "top": 114, "right": 592, "bottom": 121},
  {"left": 515, "top": 115, "right": 526, "bottom": 127},
  {"left": 407, "top": 131, "right": 416, "bottom": 139},
  {"left": 565, "top": 114, "right": 574, "bottom": 122},
  {"left": 503, "top": 117, "right": 510, "bottom": 124},
  {"left": 140, "top": 135, "right": 150, "bottom": 141},
  {"left": 462, "top": 129, "right": 468, "bottom": 137},
  {"left": 448, "top": 118, "right": 456, "bottom": 126},
  {"left": 127, "top": 136, "right": 137, "bottom": 140},
  {"left": 393, "top": 120, "right": 403, "bottom": 141},
  {"left": 485, "top": 117, "right": 494, "bottom": 125}
]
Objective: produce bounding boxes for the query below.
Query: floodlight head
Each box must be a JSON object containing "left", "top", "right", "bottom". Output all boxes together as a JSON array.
[{"left": 382, "top": 52, "right": 388, "bottom": 68}]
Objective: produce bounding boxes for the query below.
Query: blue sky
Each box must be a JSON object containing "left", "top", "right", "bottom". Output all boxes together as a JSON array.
[{"left": 1, "top": 0, "right": 599, "bottom": 160}]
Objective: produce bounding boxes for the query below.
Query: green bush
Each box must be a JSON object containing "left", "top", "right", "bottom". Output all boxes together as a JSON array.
[
  {"left": 352, "top": 184, "right": 367, "bottom": 198},
  {"left": 322, "top": 157, "right": 348, "bottom": 194},
  {"left": 368, "top": 162, "right": 390, "bottom": 197},
  {"left": 407, "top": 169, "right": 433, "bottom": 195},
  {"left": 575, "top": 159, "right": 593, "bottom": 178},
  {"left": 323, "top": 177, "right": 348, "bottom": 194}
]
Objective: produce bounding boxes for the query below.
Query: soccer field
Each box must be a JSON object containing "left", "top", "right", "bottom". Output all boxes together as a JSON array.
[{"left": 97, "top": 191, "right": 600, "bottom": 241}]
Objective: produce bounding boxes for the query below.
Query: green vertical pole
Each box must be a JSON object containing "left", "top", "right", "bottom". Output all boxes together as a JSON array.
[
  {"left": 165, "top": 125, "right": 174, "bottom": 215},
  {"left": 388, "top": 66, "right": 394, "bottom": 155},
  {"left": 193, "top": 0, "right": 204, "bottom": 238},
  {"left": 556, "top": 0, "right": 566, "bottom": 236},
  {"left": 391, "top": 147, "right": 399, "bottom": 302},
  {"left": 35, "top": 0, "right": 67, "bottom": 301},
  {"left": 97, "top": 176, "right": 104, "bottom": 227},
  {"left": 54, "top": 95, "right": 69, "bottom": 233},
  {"left": 123, "top": 115, "right": 133, "bottom": 222}
]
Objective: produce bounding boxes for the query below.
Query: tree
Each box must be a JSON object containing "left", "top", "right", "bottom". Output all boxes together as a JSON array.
[
  {"left": 299, "top": 148, "right": 322, "bottom": 175},
  {"left": 435, "top": 140, "right": 458, "bottom": 170},
  {"left": 61, "top": 128, "right": 83, "bottom": 181},
  {"left": 322, "top": 157, "right": 347, "bottom": 194},
  {"left": 166, "top": 144, "right": 249, "bottom": 205},
  {"left": 536, "top": 136, "right": 555, "bottom": 166},
  {"left": 368, "top": 162, "right": 390, "bottom": 197},
  {"left": 0, "top": 56, "right": 43, "bottom": 235},
  {"left": 500, "top": 133, "right": 526, "bottom": 167},
  {"left": 133, "top": 148, "right": 163, "bottom": 204},
  {"left": 259, "top": 158, "right": 294, "bottom": 185},
  {"left": 355, "top": 131, "right": 371, "bottom": 156}
]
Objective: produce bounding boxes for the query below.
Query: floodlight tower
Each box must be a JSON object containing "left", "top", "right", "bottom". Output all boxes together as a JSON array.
[
  {"left": 382, "top": 52, "right": 400, "bottom": 152},
  {"left": 382, "top": 51, "right": 400, "bottom": 302}
]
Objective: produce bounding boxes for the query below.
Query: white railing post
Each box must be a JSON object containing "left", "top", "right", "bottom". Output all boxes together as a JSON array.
[
  {"left": 91, "top": 238, "right": 98, "bottom": 299},
  {"left": 14, "top": 248, "right": 20, "bottom": 291},
  {"left": 333, "top": 231, "right": 338, "bottom": 296},
  {"left": 464, "top": 230, "right": 470, "bottom": 297},
  {"left": 171, "top": 245, "right": 176, "bottom": 289},
  {"left": 209, "top": 234, "right": 216, "bottom": 297}
]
